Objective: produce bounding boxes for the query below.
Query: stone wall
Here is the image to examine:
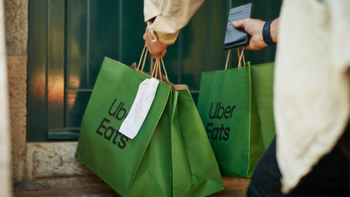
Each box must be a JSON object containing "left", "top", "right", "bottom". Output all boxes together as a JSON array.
[
  {"left": 4, "top": 0, "right": 27, "bottom": 181},
  {"left": 4, "top": 0, "right": 27, "bottom": 55},
  {"left": 14, "top": 142, "right": 117, "bottom": 196}
]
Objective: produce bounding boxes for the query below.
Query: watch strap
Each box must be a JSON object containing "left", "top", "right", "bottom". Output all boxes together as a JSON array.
[{"left": 262, "top": 20, "right": 276, "bottom": 46}]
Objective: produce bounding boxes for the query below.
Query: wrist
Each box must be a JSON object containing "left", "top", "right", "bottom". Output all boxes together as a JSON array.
[{"left": 270, "top": 19, "right": 278, "bottom": 43}]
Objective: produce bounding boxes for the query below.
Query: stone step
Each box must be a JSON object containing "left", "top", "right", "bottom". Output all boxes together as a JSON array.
[{"left": 14, "top": 142, "right": 250, "bottom": 197}]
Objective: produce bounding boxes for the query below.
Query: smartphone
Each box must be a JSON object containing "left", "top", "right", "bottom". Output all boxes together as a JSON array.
[{"left": 223, "top": 3, "right": 253, "bottom": 50}]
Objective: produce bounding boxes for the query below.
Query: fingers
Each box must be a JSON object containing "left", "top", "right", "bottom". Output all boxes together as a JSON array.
[
  {"left": 143, "top": 27, "right": 151, "bottom": 53},
  {"left": 143, "top": 27, "right": 169, "bottom": 58},
  {"left": 144, "top": 27, "right": 158, "bottom": 57},
  {"left": 160, "top": 49, "right": 167, "bottom": 57},
  {"left": 240, "top": 45, "right": 250, "bottom": 50},
  {"left": 151, "top": 49, "right": 167, "bottom": 59},
  {"left": 143, "top": 31, "right": 146, "bottom": 41},
  {"left": 232, "top": 19, "right": 245, "bottom": 28}
]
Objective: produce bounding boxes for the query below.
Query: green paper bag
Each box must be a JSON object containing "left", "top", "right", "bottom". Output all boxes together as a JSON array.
[
  {"left": 197, "top": 50, "right": 276, "bottom": 178},
  {"left": 75, "top": 55, "right": 224, "bottom": 197},
  {"left": 251, "top": 62, "right": 276, "bottom": 150}
]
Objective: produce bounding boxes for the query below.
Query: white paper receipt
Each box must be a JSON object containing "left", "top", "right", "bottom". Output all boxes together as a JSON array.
[{"left": 119, "top": 78, "right": 159, "bottom": 139}]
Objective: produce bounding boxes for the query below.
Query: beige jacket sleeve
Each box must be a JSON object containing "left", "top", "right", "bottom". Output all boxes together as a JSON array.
[{"left": 144, "top": 0, "right": 204, "bottom": 44}]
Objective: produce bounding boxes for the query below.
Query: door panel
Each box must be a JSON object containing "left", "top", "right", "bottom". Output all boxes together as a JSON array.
[
  {"left": 27, "top": 0, "right": 49, "bottom": 141},
  {"left": 66, "top": 0, "right": 89, "bottom": 90},
  {"left": 48, "top": 0, "right": 65, "bottom": 129}
]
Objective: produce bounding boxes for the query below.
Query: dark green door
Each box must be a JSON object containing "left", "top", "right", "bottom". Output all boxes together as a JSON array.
[{"left": 27, "top": 0, "right": 282, "bottom": 141}]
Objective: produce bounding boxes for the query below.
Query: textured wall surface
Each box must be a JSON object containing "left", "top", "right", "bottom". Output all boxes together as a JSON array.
[
  {"left": 4, "top": 0, "right": 28, "bottom": 181},
  {"left": 13, "top": 142, "right": 118, "bottom": 197},
  {"left": 7, "top": 55, "right": 26, "bottom": 180},
  {"left": 4, "top": 0, "right": 27, "bottom": 56},
  {"left": 26, "top": 142, "right": 93, "bottom": 179}
]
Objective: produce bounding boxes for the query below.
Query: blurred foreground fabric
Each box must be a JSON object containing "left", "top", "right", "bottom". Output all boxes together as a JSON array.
[{"left": 274, "top": 0, "right": 350, "bottom": 193}]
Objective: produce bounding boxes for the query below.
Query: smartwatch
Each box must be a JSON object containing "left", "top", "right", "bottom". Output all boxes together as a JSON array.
[{"left": 262, "top": 20, "right": 276, "bottom": 46}]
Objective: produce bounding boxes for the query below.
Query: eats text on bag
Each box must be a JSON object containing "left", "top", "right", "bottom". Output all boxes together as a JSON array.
[
  {"left": 95, "top": 98, "right": 130, "bottom": 149},
  {"left": 206, "top": 102, "right": 236, "bottom": 141}
]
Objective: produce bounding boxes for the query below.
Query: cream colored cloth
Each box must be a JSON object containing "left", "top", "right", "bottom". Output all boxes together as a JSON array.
[
  {"left": 275, "top": 0, "right": 350, "bottom": 193},
  {"left": 144, "top": 0, "right": 204, "bottom": 44}
]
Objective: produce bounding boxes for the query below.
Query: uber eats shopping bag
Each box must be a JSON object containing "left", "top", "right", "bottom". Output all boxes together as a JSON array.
[
  {"left": 251, "top": 62, "right": 276, "bottom": 150},
  {"left": 75, "top": 53, "right": 224, "bottom": 197},
  {"left": 197, "top": 49, "right": 276, "bottom": 178}
]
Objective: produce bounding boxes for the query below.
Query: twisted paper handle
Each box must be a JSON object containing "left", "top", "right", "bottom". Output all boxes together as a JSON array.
[
  {"left": 151, "top": 58, "right": 170, "bottom": 83},
  {"left": 137, "top": 45, "right": 148, "bottom": 72},
  {"left": 225, "top": 48, "right": 246, "bottom": 70}
]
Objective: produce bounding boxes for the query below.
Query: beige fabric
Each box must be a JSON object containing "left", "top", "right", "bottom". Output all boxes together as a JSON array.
[
  {"left": 144, "top": 0, "right": 204, "bottom": 44},
  {"left": 275, "top": 0, "right": 350, "bottom": 193}
]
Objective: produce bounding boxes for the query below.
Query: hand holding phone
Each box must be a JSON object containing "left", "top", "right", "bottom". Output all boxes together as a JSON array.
[{"left": 223, "top": 3, "right": 253, "bottom": 50}]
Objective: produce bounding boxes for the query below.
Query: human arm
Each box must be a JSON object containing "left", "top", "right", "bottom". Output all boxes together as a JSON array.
[
  {"left": 143, "top": 0, "right": 205, "bottom": 57},
  {"left": 232, "top": 18, "right": 279, "bottom": 50}
]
